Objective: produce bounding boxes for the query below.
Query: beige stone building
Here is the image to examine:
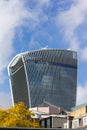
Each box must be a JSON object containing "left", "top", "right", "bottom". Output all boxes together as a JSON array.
[{"left": 64, "top": 103, "right": 87, "bottom": 129}]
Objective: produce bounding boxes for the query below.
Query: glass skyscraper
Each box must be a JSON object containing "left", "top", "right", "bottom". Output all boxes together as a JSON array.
[{"left": 8, "top": 49, "right": 77, "bottom": 111}]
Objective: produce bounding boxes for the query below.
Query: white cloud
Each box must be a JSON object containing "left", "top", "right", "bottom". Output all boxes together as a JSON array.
[
  {"left": 56, "top": 0, "right": 87, "bottom": 106},
  {"left": 57, "top": 0, "right": 87, "bottom": 61},
  {"left": 0, "top": 92, "right": 12, "bottom": 109},
  {"left": 37, "top": 0, "right": 50, "bottom": 7},
  {"left": 0, "top": 0, "right": 51, "bottom": 84},
  {"left": 80, "top": 47, "right": 87, "bottom": 61},
  {"left": 0, "top": 0, "right": 26, "bottom": 83},
  {"left": 0, "top": 0, "right": 51, "bottom": 108},
  {"left": 29, "top": 36, "right": 41, "bottom": 50},
  {"left": 77, "top": 83, "right": 87, "bottom": 105}
]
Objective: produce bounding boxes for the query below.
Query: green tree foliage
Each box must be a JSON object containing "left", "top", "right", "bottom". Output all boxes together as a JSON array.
[{"left": 0, "top": 102, "right": 40, "bottom": 127}]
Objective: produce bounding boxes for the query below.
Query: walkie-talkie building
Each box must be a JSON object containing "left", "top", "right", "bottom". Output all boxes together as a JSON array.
[{"left": 8, "top": 49, "right": 77, "bottom": 110}]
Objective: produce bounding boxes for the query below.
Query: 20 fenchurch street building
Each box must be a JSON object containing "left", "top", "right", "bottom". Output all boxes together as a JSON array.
[{"left": 8, "top": 49, "right": 78, "bottom": 111}]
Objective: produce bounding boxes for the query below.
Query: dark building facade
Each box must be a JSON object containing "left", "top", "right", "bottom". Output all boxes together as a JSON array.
[
  {"left": 40, "top": 116, "right": 67, "bottom": 128},
  {"left": 8, "top": 49, "right": 77, "bottom": 110}
]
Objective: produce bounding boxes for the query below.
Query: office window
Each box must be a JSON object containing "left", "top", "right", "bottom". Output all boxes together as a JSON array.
[
  {"left": 47, "top": 118, "right": 51, "bottom": 128},
  {"left": 72, "top": 119, "right": 79, "bottom": 128},
  {"left": 83, "top": 116, "right": 87, "bottom": 126},
  {"left": 64, "top": 123, "right": 68, "bottom": 128}
]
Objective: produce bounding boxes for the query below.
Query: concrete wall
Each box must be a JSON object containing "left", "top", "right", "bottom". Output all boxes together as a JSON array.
[
  {"left": 40, "top": 116, "right": 67, "bottom": 128},
  {"left": 52, "top": 117, "right": 67, "bottom": 128}
]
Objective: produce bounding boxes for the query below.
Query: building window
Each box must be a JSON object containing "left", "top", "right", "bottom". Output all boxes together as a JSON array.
[
  {"left": 72, "top": 119, "right": 79, "bottom": 128},
  {"left": 41, "top": 120, "right": 45, "bottom": 127},
  {"left": 83, "top": 116, "right": 87, "bottom": 126},
  {"left": 64, "top": 123, "right": 68, "bottom": 128},
  {"left": 46, "top": 118, "right": 51, "bottom": 128}
]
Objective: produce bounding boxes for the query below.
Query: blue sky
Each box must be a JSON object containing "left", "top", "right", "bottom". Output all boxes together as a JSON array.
[{"left": 0, "top": 0, "right": 87, "bottom": 109}]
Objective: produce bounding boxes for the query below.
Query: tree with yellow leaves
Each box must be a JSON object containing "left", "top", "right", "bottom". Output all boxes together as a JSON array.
[{"left": 0, "top": 102, "right": 40, "bottom": 128}]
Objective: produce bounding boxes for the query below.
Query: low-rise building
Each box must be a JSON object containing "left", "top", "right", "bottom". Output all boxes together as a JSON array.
[
  {"left": 64, "top": 103, "right": 87, "bottom": 129},
  {"left": 29, "top": 101, "right": 67, "bottom": 119},
  {"left": 40, "top": 115, "right": 67, "bottom": 128},
  {"left": 30, "top": 101, "right": 68, "bottom": 128}
]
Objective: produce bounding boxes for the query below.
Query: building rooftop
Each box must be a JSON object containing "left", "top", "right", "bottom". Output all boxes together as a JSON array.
[{"left": 71, "top": 103, "right": 87, "bottom": 111}]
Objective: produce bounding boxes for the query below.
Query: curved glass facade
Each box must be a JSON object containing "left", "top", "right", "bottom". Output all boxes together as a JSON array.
[{"left": 8, "top": 49, "right": 77, "bottom": 110}]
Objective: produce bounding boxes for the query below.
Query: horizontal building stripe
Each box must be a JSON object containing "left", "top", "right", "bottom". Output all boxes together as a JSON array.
[{"left": 28, "top": 60, "right": 77, "bottom": 69}]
